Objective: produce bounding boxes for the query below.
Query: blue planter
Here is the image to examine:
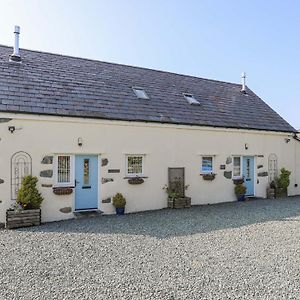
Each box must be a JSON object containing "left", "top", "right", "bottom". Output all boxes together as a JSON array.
[
  {"left": 116, "top": 207, "right": 125, "bottom": 215},
  {"left": 237, "top": 195, "right": 245, "bottom": 201}
]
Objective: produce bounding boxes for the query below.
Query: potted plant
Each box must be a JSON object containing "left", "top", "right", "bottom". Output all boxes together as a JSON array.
[
  {"left": 112, "top": 193, "right": 126, "bottom": 215},
  {"left": 275, "top": 168, "right": 291, "bottom": 198},
  {"left": 234, "top": 183, "right": 247, "bottom": 201},
  {"left": 6, "top": 175, "right": 44, "bottom": 229},
  {"left": 266, "top": 180, "right": 276, "bottom": 199},
  {"left": 163, "top": 181, "right": 191, "bottom": 209},
  {"left": 202, "top": 173, "right": 216, "bottom": 181}
]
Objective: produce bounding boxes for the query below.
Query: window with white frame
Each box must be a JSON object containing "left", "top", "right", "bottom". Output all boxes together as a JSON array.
[
  {"left": 201, "top": 156, "right": 213, "bottom": 173},
  {"left": 183, "top": 93, "right": 200, "bottom": 105},
  {"left": 54, "top": 155, "right": 74, "bottom": 186},
  {"left": 132, "top": 87, "right": 149, "bottom": 100},
  {"left": 233, "top": 156, "right": 242, "bottom": 178},
  {"left": 126, "top": 155, "right": 144, "bottom": 176}
]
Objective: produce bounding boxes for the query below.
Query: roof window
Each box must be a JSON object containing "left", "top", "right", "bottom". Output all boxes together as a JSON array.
[
  {"left": 132, "top": 87, "right": 149, "bottom": 99},
  {"left": 183, "top": 93, "right": 200, "bottom": 105}
]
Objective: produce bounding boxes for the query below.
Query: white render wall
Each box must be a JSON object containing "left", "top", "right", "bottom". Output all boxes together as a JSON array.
[{"left": 0, "top": 113, "right": 299, "bottom": 223}]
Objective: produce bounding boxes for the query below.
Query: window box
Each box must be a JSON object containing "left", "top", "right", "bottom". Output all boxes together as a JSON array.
[
  {"left": 233, "top": 178, "right": 244, "bottom": 185},
  {"left": 53, "top": 187, "right": 73, "bottom": 195},
  {"left": 128, "top": 177, "right": 144, "bottom": 185},
  {"left": 202, "top": 173, "right": 216, "bottom": 181}
]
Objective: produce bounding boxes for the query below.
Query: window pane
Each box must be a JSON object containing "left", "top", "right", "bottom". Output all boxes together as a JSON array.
[
  {"left": 83, "top": 159, "right": 90, "bottom": 185},
  {"left": 233, "top": 157, "right": 241, "bottom": 177},
  {"left": 57, "top": 156, "right": 70, "bottom": 183},
  {"left": 202, "top": 157, "right": 213, "bottom": 173},
  {"left": 133, "top": 88, "right": 149, "bottom": 99},
  {"left": 184, "top": 93, "right": 200, "bottom": 105},
  {"left": 127, "top": 156, "right": 143, "bottom": 175}
]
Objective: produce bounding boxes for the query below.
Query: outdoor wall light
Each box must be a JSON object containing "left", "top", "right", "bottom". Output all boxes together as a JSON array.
[
  {"left": 8, "top": 126, "right": 15, "bottom": 133},
  {"left": 245, "top": 143, "right": 249, "bottom": 150},
  {"left": 285, "top": 138, "right": 291, "bottom": 143},
  {"left": 78, "top": 137, "right": 83, "bottom": 146}
]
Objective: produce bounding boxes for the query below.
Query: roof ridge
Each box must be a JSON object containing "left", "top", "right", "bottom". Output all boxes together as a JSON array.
[{"left": 0, "top": 44, "right": 241, "bottom": 87}]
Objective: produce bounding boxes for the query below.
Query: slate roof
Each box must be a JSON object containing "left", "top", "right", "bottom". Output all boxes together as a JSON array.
[{"left": 0, "top": 45, "right": 296, "bottom": 133}]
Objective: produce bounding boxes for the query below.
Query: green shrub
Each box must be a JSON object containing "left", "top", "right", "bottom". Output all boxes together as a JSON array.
[
  {"left": 276, "top": 168, "right": 291, "bottom": 190},
  {"left": 234, "top": 184, "right": 246, "bottom": 196},
  {"left": 17, "top": 175, "right": 44, "bottom": 210},
  {"left": 112, "top": 193, "right": 126, "bottom": 208}
]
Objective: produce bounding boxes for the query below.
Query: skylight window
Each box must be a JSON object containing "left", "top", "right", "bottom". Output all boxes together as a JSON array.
[
  {"left": 132, "top": 87, "right": 149, "bottom": 99},
  {"left": 183, "top": 93, "right": 200, "bottom": 105}
]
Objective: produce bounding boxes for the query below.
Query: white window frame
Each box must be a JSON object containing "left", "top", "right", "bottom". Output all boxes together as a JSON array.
[
  {"left": 125, "top": 154, "right": 145, "bottom": 177},
  {"left": 132, "top": 87, "right": 149, "bottom": 100},
  {"left": 53, "top": 155, "right": 75, "bottom": 187},
  {"left": 201, "top": 155, "right": 214, "bottom": 174},
  {"left": 183, "top": 93, "right": 200, "bottom": 105},
  {"left": 232, "top": 156, "right": 242, "bottom": 179}
]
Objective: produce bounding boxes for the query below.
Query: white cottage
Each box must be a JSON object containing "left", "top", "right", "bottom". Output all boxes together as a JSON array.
[{"left": 1, "top": 29, "right": 300, "bottom": 223}]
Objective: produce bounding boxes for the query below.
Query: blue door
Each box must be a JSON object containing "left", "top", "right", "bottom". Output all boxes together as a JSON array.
[
  {"left": 75, "top": 155, "right": 98, "bottom": 210},
  {"left": 242, "top": 156, "right": 254, "bottom": 196}
]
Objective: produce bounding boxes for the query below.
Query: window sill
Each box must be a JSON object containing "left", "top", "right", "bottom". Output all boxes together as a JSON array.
[
  {"left": 123, "top": 176, "right": 148, "bottom": 179},
  {"left": 53, "top": 185, "right": 75, "bottom": 188},
  {"left": 200, "top": 173, "right": 215, "bottom": 176}
]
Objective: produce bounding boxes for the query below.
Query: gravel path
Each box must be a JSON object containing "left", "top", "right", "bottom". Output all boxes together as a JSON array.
[{"left": 0, "top": 198, "right": 299, "bottom": 300}]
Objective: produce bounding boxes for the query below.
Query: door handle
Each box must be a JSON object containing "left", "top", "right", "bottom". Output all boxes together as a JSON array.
[{"left": 75, "top": 180, "right": 79, "bottom": 187}]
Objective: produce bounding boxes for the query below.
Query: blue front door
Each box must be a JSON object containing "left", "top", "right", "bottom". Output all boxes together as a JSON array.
[
  {"left": 75, "top": 155, "right": 98, "bottom": 210},
  {"left": 242, "top": 156, "right": 254, "bottom": 196}
]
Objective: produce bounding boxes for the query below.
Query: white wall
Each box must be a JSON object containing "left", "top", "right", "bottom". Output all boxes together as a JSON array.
[{"left": 0, "top": 113, "right": 298, "bottom": 223}]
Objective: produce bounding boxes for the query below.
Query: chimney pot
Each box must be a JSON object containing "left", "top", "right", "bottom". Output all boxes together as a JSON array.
[
  {"left": 241, "top": 72, "right": 246, "bottom": 93},
  {"left": 9, "top": 25, "right": 21, "bottom": 62}
]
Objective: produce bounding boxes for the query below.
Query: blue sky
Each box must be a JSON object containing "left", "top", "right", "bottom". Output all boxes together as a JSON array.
[{"left": 1, "top": 0, "right": 300, "bottom": 128}]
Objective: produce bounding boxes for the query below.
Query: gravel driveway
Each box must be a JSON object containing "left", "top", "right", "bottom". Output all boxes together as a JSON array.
[{"left": 0, "top": 198, "right": 299, "bottom": 300}]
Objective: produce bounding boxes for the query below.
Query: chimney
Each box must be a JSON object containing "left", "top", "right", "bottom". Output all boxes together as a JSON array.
[
  {"left": 9, "top": 25, "right": 21, "bottom": 62},
  {"left": 241, "top": 72, "right": 246, "bottom": 93}
]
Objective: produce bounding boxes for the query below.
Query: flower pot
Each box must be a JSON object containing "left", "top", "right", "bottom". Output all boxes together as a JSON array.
[
  {"left": 266, "top": 188, "right": 275, "bottom": 199},
  {"left": 202, "top": 174, "right": 216, "bottom": 181},
  {"left": 168, "top": 197, "right": 191, "bottom": 209},
  {"left": 116, "top": 207, "right": 125, "bottom": 215},
  {"left": 237, "top": 195, "right": 245, "bottom": 202},
  {"left": 275, "top": 188, "right": 287, "bottom": 198},
  {"left": 6, "top": 209, "right": 41, "bottom": 229}
]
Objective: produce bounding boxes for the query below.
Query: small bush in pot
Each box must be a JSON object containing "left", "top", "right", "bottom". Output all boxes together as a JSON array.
[
  {"left": 234, "top": 183, "right": 247, "bottom": 201},
  {"left": 267, "top": 180, "right": 276, "bottom": 199},
  {"left": 17, "top": 175, "right": 44, "bottom": 209},
  {"left": 112, "top": 193, "right": 126, "bottom": 215},
  {"left": 275, "top": 168, "right": 291, "bottom": 198},
  {"left": 6, "top": 176, "right": 43, "bottom": 229}
]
